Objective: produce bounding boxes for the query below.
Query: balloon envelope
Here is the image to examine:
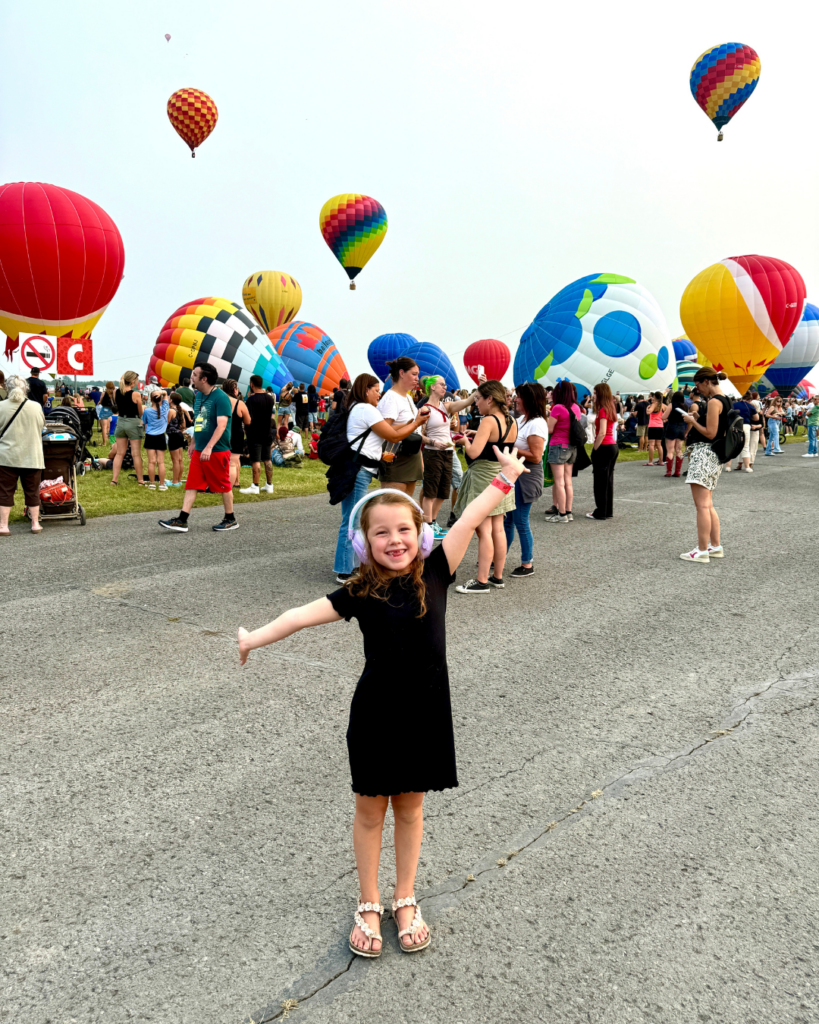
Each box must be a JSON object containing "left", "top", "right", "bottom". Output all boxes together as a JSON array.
[
  {"left": 165, "top": 33, "right": 171, "bottom": 41},
  {"left": 319, "top": 194, "right": 387, "bottom": 286},
  {"left": 514, "top": 273, "right": 675, "bottom": 397},
  {"left": 242, "top": 271, "right": 302, "bottom": 334},
  {"left": 675, "top": 358, "right": 700, "bottom": 387},
  {"left": 672, "top": 335, "right": 697, "bottom": 362},
  {"left": 266, "top": 320, "right": 349, "bottom": 397},
  {"left": 690, "top": 43, "right": 760, "bottom": 135},
  {"left": 148, "top": 297, "right": 289, "bottom": 394},
  {"left": 680, "top": 254, "right": 807, "bottom": 393},
  {"left": 167, "top": 88, "right": 218, "bottom": 156},
  {"left": 0, "top": 181, "right": 125, "bottom": 357},
  {"left": 401, "top": 341, "right": 460, "bottom": 392},
  {"left": 764, "top": 301, "right": 819, "bottom": 397},
  {"left": 464, "top": 339, "right": 510, "bottom": 384},
  {"left": 368, "top": 333, "right": 418, "bottom": 381}
]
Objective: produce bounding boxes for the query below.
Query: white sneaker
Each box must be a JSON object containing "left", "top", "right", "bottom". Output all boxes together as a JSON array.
[
  {"left": 707, "top": 545, "right": 724, "bottom": 558},
  {"left": 263, "top": 483, "right": 275, "bottom": 493},
  {"left": 239, "top": 484, "right": 260, "bottom": 495},
  {"left": 802, "top": 453, "right": 814, "bottom": 458},
  {"left": 680, "top": 548, "right": 710, "bottom": 563}
]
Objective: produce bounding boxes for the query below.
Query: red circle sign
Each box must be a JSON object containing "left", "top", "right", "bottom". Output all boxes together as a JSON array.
[{"left": 21, "top": 335, "right": 56, "bottom": 371}]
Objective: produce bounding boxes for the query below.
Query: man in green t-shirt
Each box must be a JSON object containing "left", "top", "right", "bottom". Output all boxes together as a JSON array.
[
  {"left": 804, "top": 395, "right": 819, "bottom": 457},
  {"left": 176, "top": 377, "right": 195, "bottom": 407},
  {"left": 159, "top": 362, "right": 238, "bottom": 532}
]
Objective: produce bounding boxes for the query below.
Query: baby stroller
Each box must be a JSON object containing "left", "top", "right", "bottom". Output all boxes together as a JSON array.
[
  {"left": 45, "top": 407, "right": 98, "bottom": 469},
  {"left": 26, "top": 419, "right": 87, "bottom": 526}
]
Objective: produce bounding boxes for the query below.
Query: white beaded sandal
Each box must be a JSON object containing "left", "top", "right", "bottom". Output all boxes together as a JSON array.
[
  {"left": 392, "top": 895, "right": 431, "bottom": 953},
  {"left": 348, "top": 899, "right": 384, "bottom": 958}
]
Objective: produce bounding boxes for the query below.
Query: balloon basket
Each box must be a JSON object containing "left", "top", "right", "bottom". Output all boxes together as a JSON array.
[
  {"left": 717, "top": 131, "right": 723, "bottom": 141},
  {"left": 349, "top": 282, "right": 356, "bottom": 291},
  {"left": 191, "top": 151, "right": 196, "bottom": 158}
]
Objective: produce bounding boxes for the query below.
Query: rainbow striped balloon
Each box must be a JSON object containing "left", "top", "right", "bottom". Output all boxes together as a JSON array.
[
  {"left": 690, "top": 43, "right": 760, "bottom": 139},
  {"left": 319, "top": 194, "right": 387, "bottom": 289}
]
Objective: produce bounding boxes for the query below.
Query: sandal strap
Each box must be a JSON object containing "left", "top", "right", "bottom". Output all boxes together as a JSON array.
[
  {"left": 356, "top": 900, "right": 384, "bottom": 915},
  {"left": 391, "top": 895, "right": 416, "bottom": 912},
  {"left": 397, "top": 905, "right": 423, "bottom": 940},
  {"left": 354, "top": 910, "right": 382, "bottom": 941}
]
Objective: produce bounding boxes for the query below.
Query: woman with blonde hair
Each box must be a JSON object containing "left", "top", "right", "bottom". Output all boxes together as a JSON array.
[
  {"left": 111, "top": 371, "right": 145, "bottom": 486},
  {"left": 97, "top": 381, "right": 117, "bottom": 447},
  {"left": 453, "top": 380, "right": 518, "bottom": 593},
  {"left": 763, "top": 396, "right": 784, "bottom": 456}
]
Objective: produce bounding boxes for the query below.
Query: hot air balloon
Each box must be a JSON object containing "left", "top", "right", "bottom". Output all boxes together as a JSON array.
[
  {"left": 675, "top": 359, "right": 700, "bottom": 388},
  {"left": 672, "top": 335, "right": 697, "bottom": 362},
  {"left": 164, "top": 33, "right": 171, "bottom": 41},
  {"left": 266, "top": 321, "right": 349, "bottom": 397},
  {"left": 0, "top": 181, "right": 124, "bottom": 361},
  {"left": 367, "top": 333, "right": 418, "bottom": 382},
  {"left": 167, "top": 88, "right": 218, "bottom": 157},
  {"left": 148, "top": 297, "right": 289, "bottom": 394},
  {"left": 514, "top": 273, "right": 675, "bottom": 399},
  {"left": 680, "top": 255, "right": 806, "bottom": 393},
  {"left": 319, "top": 194, "right": 387, "bottom": 290},
  {"left": 690, "top": 43, "right": 760, "bottom": 141},
  {"left": 762, "top": 302, "right": 819, "bottom": 398},
  {"left": 242, "top": 272, "right": 302, "bottom": 334},
  {"left": 399, "top": 341, "right": 460, "bottom": 392},
  {"left": 463, "top": 339, "right": 510, "bottom": 385}
]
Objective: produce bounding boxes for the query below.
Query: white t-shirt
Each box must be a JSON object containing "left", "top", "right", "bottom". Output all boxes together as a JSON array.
[
  {"left": 424, "top": 403, "right": 453, "bottom": 447},
  {"left": 346, "top": 401, "right": 385, "bottom": 464},
  {"left": 515, "top": 415, "right": 549, "bottom": 454},
  {"left": 378, "top": 389, "right": 417, "bottom": 427}
]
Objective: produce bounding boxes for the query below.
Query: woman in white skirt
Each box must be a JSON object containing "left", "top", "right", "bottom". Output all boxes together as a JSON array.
[{"left": 676, "top": 367, "right": 732, "bottom": 564}]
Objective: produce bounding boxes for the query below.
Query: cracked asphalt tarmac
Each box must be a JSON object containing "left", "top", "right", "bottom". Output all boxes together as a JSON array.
[{"left": 2, "top": 444, "right": 817, "bottom": 1024}]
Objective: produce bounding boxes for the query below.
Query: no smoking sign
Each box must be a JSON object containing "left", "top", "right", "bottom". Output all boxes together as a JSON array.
[{"left": 20, "top": 335, "right": 56, "bottom": 372}]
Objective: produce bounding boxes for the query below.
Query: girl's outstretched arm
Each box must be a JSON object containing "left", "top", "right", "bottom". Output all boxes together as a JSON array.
[
  {"left": 442, "top": 446, "right": 528, "bottom": 574},
  {"left": 238, "top": 597, "right": 341, "bottom": 665}
]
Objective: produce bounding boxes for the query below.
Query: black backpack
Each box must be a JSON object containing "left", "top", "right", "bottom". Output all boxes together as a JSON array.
[
  {"left": 567, "top": 406, "right": 587, "bottom": 449},
  {"left": 712, "top": 398, "right": 745, "bottom": 463},
  {"left": 317, "top": 404, "right": 371, "bottom": 467}
]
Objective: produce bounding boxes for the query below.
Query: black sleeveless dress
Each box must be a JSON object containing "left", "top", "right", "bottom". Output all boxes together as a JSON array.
[
  {"left": 230, "top": 400, "right": 245, "bottom": 456},
  {"left": 327, "top": 545, "right": 458, "bottom": 797}
]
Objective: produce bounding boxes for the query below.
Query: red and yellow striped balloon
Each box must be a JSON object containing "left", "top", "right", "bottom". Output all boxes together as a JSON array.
[{"left": 167, "top": 88, "right": 218, "bottom": 158}]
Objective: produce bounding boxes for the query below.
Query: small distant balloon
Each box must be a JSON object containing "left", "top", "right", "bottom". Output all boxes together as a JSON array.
[{"left": 165, "top": 33, "right": 171, "bottom": 42}]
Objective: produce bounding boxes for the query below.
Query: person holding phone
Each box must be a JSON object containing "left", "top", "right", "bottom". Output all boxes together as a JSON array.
[{"left": 377, "top": 358, "right": 425, "bottom": 496}]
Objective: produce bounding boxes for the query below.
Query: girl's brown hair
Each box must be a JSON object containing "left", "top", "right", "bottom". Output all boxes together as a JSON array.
[
  {"left": 477, "top": 379, "right": 508, "bottom": 414},
  {"left": 223, "top": 378, "right": 240, "bottom": 398},
  {"left": 551, "top": 380, "right": 576, "bottom": 410},
  {"left": 693, "top": 366, "right": 727, "bottom": 384},
  {"left": 349, "top": 373, "right": 380, "bottom": 409},
  {"left": 386, "top": 356, "right": 418, "bottom": 382},
  {"left": 515, "top": 381, "right": 548, "bottom": 422},
  {"left": 105, "top": 381, "right": 116, "bottom": 396},
  {"left": 345, "top": 492, "right": 428, "bottom": 617},
  {"left": 169, "top": 392, "right": 189, "bottom": 430},
  {"left": 593, "top": 382, "right": 616, "bottom": 422}
]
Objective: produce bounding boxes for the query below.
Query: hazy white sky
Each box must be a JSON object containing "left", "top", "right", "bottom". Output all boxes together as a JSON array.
[{"left": 3, "top": 0, "right": 818, "bottom": 386}]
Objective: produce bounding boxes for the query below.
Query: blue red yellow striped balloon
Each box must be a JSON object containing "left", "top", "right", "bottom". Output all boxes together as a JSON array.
[
  {"left": 266, "top": 320, "right": 349, "bottom": 397},
  {"left": 319, "top": 194, "right": 387, "bottom": 290},
  {"left": 690, "top": 43, "right": 760, "bottom": 140}
]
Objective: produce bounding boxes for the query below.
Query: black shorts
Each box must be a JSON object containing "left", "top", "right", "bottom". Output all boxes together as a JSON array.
[
  {"left": 422, "top": 448, "right": 454, "bottom": 499},
  {"left": 665, "top": 423, "right": 686, "bottom": 441},
  {"left": 248, "top": 439, "right": 273, "bottom": 463},
  {"left": 145, "top": 433, "right": 167, "bottom": 451},
  {"left": 231, "top": 436, "right": 245, "bottom": 456},
  {"left": 168, "top": 433, "right": 185, "bottom": 452},
  {"left": 647, "top": 426, "right": 665, "bottom": 440}
]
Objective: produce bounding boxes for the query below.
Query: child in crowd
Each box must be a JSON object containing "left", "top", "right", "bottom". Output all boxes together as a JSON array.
[{"left": 238, "top": 445, "right": 528, "bottom": 958}]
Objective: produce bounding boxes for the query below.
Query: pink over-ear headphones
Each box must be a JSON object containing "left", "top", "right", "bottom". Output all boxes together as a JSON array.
[{"left": 348, "top": 489, "right": 435, "bottom": 564}]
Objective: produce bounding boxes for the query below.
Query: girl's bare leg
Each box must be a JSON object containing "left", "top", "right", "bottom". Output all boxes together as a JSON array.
[
  {"left": 131, "top": 439, "right": 144, "bottom": 483},
  {"left": 351, "top": 794, "right": 389, "bottom": 952},
  {"left": 490, "top": 513, "right": 507, "bottom": 578},
  {"left": 391, "top": 792, "right": 429, "bottom": 948},
  {"left": 476, "top": 518, "right": 493, "bottom": 583}
]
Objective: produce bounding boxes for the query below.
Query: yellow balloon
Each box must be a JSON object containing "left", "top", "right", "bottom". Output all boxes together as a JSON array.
[
  {"left": 242, "top": 271, "right": 302, "bottom": 333},
  {"left": 680, "top": 255, "right": 806, "bottom": 393}
]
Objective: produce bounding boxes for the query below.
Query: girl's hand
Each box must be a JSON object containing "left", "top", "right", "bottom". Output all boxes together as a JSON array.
[
  {"left": 238, "top": 627, "right": 251, "bottom": 665},
  {"left": 494, "top": 445, "right": 529, "bottom": 480}
]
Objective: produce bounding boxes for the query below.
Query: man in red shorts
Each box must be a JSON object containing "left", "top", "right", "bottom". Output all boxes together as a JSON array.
[{"left": 159, "top": 362, "right": 238, "bottom": 532}]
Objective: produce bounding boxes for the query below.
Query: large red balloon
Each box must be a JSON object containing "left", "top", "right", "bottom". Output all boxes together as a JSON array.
[
  {"left": 463, "top": 338, "right": 510, "bottom": 384},
  {"left": 0, "top": 182, "right": 125, "bottom": 355}
]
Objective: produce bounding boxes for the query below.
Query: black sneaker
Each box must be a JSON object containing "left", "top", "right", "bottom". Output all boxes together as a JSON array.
[
  {"left": 510, "top": 565, "right": 534, "bottom": 578},
  {"left": 336, "top": 572, "right": 354, "bottom": 584},
  {"left": 159, "top": 516, "right": 188, "bottom": 532},
  {"left": 544, "top": 505, "right": 558, "bottom": 517},
  {"left": 455, "top": 578, "right": 490, "bottom": 594},
  {"left": 446, "top": 512, "right": 458, "bottom": 528},
  {"left": 488, "top": 575, "right": 505, "bottom": 588},
  {"left": 213, "top": 518, "right": 239, "bottom": 531}
]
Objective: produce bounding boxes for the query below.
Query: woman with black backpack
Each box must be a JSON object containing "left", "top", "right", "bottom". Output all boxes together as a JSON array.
[
  {"left": 332, "top": 374, "right": 430, "bottom": 583},
  {"left": 677, "top": 367, "right": 732, "bottom": 564}
]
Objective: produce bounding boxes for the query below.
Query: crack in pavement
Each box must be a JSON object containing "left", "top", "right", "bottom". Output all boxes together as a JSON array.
[{"left": 242, "top": 666, "right": 819, "bottom": 1024}]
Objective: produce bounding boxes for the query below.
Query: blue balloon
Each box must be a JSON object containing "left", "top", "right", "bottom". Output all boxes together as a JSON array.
[
  {"left": 401, "top": 341, "right": 461, "bottom": 392},
  {"left": 368, "top": 333, "right": 418, "bottom": 381},
  {"left": 672, "top": 337, "right": 697, "bottom": 362}
]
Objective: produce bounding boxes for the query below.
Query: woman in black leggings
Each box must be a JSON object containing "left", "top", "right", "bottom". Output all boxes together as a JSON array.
[{"left": 586, "top": 383, "right": 618, "bottom": 520}]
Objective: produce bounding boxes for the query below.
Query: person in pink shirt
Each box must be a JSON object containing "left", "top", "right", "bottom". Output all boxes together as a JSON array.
[{"left": 545, "top": 380, "right": 582, "bottom": 524}]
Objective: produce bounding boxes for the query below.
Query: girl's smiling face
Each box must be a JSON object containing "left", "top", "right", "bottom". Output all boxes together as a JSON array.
[{"left": 366, "top": 504, "right": 419, "bottom": 574}]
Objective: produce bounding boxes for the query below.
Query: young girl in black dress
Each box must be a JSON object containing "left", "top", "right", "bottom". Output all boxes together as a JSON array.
[{"left": 238, "top": 445, "right": 528, "bottom": 957}]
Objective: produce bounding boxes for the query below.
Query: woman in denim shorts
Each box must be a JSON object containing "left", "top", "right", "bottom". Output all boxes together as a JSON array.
[{"left": 545, "top": 380, "right": 581, "bottom": 524}]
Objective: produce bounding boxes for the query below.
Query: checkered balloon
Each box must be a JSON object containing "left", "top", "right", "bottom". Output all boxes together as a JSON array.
[{"left": 167, "top": 88, "right": 218, "bottom": 157}]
